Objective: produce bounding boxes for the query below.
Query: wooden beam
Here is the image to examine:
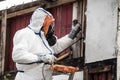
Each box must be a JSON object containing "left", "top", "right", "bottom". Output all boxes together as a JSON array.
[
  {"left": 45, "top": 0, "right": 76, "bottom": 8},
  {"left": 7, "top": 6, "right": 40, "bottom": 19},
  {"left": 88, "top": 65, "right": 111, "bottom": 73},
  {"left": 78, "top": 0, "right": 86, "bottom": 57},
  {"left": 0, "top": 0, "right": 77, "bottom": 19},
  {"left": 0, "top": 10, "right": 7, "bottom": 73},
  {"left": 0, "top": 6, "right": 40, "bottom": 20},
  {"left": 0, "top": 0, "right": 44, "bottom": 19}
]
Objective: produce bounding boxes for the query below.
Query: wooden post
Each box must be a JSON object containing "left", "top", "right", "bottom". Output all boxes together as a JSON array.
[
  {"left": 117, "top": 0, "right": 120, "bottom": 80},
  {"left": 0, "top": 10, "right": 7, "bottom": 74},
  {"left": 84, "top": 67, "right": 89, "bottom": 80},
  {"left": 78, "top": 0, "right": 86, "bottom": 57}
]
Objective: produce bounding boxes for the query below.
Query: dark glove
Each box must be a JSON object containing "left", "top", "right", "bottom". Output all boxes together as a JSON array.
[{"left": 68, "top": 19, "right": 81, "bottom": 39}]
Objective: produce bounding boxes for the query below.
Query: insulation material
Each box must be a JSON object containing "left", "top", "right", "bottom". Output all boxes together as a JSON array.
[
  {"left": 52, "top": 71, "right": 83, "bottom": 80},
  {"left": 52, "top": 74, "right": 69, "bottom": 80},
  {"left": 85, "top": 0, "right": 118, "bottom": 63},
  {"left": 73, "top": 71, "right": 83, "bottom": 80}
]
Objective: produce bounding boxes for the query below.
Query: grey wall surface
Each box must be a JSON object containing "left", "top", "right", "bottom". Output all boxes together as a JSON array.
[{"left": 85, "top": 0, "right": 118, "bottom": 63}]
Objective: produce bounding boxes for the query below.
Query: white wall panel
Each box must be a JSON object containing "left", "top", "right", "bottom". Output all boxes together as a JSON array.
[
  {"left": 85, "top": 0, "right": 118, "bottom": 63},
  {"left": 73, "top": 71, "right": 83, "bottom": 80}
]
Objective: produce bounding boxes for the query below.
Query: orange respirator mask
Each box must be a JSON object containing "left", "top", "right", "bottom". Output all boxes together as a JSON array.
[
  {"left": 42, "top": 15, "right": 56, "bottom": 46},
  {"left": 42, "top": 15, "right": 55, "bottom": 35}
]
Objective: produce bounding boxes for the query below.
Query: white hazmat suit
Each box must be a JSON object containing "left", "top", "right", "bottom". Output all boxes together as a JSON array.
[{"left": 12, "top": 8, "right": 79, "bottom": 80}]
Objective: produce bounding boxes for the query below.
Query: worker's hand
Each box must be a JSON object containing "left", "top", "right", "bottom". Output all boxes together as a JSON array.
[
  {"left": 68, "top": 19, "right": 81, "bottom": 39},
  {"left": 38, "top": 55, "right": 57, "bottom": 64}
]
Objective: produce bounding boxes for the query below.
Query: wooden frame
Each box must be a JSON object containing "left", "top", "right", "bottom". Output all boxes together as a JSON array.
[
  {"left": 0, "top": 0, "right": 77, "bottom": 20},
  {"left": 0, "top": 10, "right": 7, "bottom": 73}
]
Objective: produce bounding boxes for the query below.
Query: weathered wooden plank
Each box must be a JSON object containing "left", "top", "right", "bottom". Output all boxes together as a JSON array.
[
  {"left": 84, "top": 67, "right": 89, "bottom": 80},
  {"left": 45, "top": 0, "right": 76, "bottom": 8},
  {"left": 117, "top": 1, "right": 120, "bottom": 80},
  {"left": 79, "top": 0, "right": 86, "bottom": 57},
  {"left": 89, "top": 65, "right": 111, "bottom": 73},
  {"left": 0, "top": 10, "right": 7, "bottom": 73},
  {"left": 7, "top": 6, "right": 39, "bottom": 19},
  {"left": 0, "top": 0, "right": 76, "bottom": 20}
]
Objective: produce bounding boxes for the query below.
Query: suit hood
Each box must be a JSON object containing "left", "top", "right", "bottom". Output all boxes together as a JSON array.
[{"left": 28, "top": 8, "right": 53, "bottom": 33}]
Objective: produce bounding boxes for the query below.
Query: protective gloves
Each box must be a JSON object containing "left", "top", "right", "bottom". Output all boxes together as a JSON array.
[
  {"left": 38, "top": 54, "right": 56, "bottom": 64},
  {"left": 68, "top": 19, "right": 81, "bottom": 39}
]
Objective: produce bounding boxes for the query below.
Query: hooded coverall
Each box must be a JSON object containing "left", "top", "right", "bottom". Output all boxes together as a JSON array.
[{"left": 12, "top": 8, "right": 74, "bottom": 80}]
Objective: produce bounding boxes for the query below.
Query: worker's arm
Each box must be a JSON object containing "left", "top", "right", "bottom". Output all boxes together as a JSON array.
[
  {"left": 12, "top": 30, "right": 39, "bottom": 64},
  {"left": 51, "top": 20, "right": 81, "bottom": 54},
  {"left": 51, "top": 35, "right": 74, "bottom": 54}
]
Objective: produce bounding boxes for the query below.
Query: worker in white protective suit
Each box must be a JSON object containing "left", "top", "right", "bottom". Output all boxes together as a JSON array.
[{"left": 12, "top": 8, "right": 81, "bottom": 80}]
